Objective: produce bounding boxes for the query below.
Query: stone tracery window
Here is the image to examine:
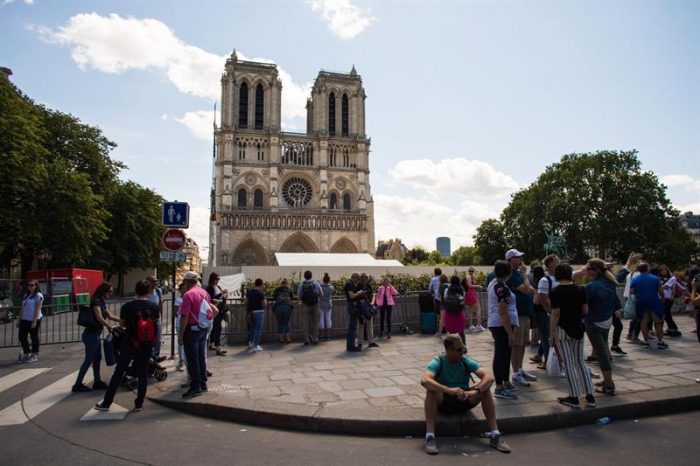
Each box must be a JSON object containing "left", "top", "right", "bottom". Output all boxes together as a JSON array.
[
  {"left": 328, "top": 92, "right": 336, "bottom": 136},
  {"left": 342, "top": 93, "right": 349, "bottom": 136},
  {"left": 282, "top": 177, "right": 312, "bottom": 207},
  {"left": 239, "top": 82, "right": 248, "bottom": 128},
  {"left": 255, "top": 84, "right": 264, "bottom": 130}
]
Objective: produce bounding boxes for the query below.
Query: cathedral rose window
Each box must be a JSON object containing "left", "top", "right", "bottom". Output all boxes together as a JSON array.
[{"left": 282, "top": 177, "right": 312, "bottom": 207}]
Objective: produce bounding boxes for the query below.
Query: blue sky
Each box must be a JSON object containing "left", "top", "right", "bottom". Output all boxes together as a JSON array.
[{"left": 2, "top": 0, "right": 698, "bottom": 258}]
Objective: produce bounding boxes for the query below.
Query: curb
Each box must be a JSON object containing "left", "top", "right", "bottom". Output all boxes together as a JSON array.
[{"left": 148, "top": 384, "right": 700, "bottom": 437}]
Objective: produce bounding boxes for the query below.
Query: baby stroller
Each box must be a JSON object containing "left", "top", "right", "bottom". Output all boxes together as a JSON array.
[{"left": 111, "top": 327, "right": 168, "bottom": 390}]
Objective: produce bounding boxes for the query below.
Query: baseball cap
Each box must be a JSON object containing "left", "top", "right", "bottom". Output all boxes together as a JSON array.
[
  {"left": 183, "top": 271, "right": 200, "bottom": 281},
  {"left": 443, "top": 334, "right": 466, "bottom": 353},
  {"left": 505, "top": 249, "right": 524, "bottom": 261}
]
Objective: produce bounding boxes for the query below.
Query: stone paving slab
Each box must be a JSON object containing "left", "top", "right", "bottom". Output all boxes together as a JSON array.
[{"left": 149, "top": 314, "right": 700, "bottom": 435}]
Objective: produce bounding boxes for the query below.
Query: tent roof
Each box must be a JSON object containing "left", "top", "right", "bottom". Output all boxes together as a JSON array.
[{"left": 274, "top": 253, "right": 403, "bottom": 267}]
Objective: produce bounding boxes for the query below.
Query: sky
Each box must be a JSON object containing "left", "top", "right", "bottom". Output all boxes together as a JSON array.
[{"left": 1, "top": 0, "right": 698, "bottom": 259}]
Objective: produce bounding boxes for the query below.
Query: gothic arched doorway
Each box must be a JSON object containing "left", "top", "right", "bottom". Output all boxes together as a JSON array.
[
  {"left": 231, "top": 239, "right": 268, "bottom": 265},
  {"left": 279, "top": 232, "right": 319, "bottom": 253},
  {"left": 330, "top": 237, "right": 358, "bottom": 253}
]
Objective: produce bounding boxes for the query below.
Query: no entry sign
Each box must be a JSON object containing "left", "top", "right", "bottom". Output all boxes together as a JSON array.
[{"left": 162, "top": 229, "right": 186, "bottom": 251}]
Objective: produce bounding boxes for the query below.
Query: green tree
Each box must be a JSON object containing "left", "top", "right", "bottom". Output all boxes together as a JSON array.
[
  {"left": 476, "top": 150, "right": 697, "bottom": 268},
  {"left": 473, "top": 219, "right": 509, "bottom": 266},
  {"left": 449, "top": 246, "right": 480, "bottom": 266},
  {"left": 427, "top": 250, "right": 444, "bottom": 265},
  {"left": 0, "top": 78, "right": 48, "bottom": 269},
  {"left": 90, "top": 181, "right": 164, "bottom": 294},
  {"left": 402, "top": 246, "right": 430, "bottom": 265}
]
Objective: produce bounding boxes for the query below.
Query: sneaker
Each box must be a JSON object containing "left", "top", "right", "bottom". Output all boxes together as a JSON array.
[
  {"left": 529, "top": 355, "right": 543, "bottom": 364},
  {"left": 182, "top": 388, "right": 203, "bottom": 399},
  {"left": 201, "top": 384, "right": 208, "bottom": 392},
  {"left": 253, "top": 345, "right": 263, "bottom": 352},
  {"left": 512, "top": 373, "right": 530, "bottom": 387},
  {"left": 642, "top": 341, "right": 651, "bottom": 349},
  {"left": 610, "top": 346, "right": 627, "bottom": 356},
  {"left": 132, "top": 405, "right": 143, "bottom": 412},
  {"left": 585, "top": 394, "right": 596, "bottom": 408},
  {"left": 476, "top": 325, "right": 485, "bottom": 332},
  {"left": 425, "top": 435, "right": 439, "bottom": 455},
  {"left": 72, "top": 383, "right": 92, "bottom": 393},
  {"left": 468, "top": 325, "right": 477, "bottom": 333},
  {"left": 657, "top": 341, "right": 668, "bottom": 350},
  {"left": 520, "top": 370, "right": 538, "bottom": 382},
  {"left": 176, "top": 361, "right": 186, "bottom": 372},
  {"left": 368, "top": 342, "right": 379, "bottom": 348},
  {"left": 94, "top": 402, "right": 110, "bottom": 411},
  {"left": 503, "top": 381, "right": 517, "bottom": 391},
  {"left": 494, "top": 388, "right": 517, "bottom": 400},
  {"left": 181, "top": 381, "right": 191, "bottom": 388},
  {"left": 248, "top": 341, "right": 254, "bottom": 349},
  {"left": 25, "top": 355, "right": 38, "bottom": 363},
  {"left": 557, "top": 396, "right": 580, "bottom": 409},
  {"left": 92, "top": 380, "right": 108, "bottom": 390},
  {"left": 206, "top": 370, "right": 213, "bottom": 377},
  {"left": 490, "top": 434, "right": 511, "bottom": 453}
]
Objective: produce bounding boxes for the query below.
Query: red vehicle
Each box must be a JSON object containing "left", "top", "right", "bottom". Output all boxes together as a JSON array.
[{"left": 25, "top": 268, "right": 104, "bottom": 314}]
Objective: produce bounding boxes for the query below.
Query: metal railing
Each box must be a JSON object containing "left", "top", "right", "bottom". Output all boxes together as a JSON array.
[{"left": 1, "top": 291, "right": 690, "bottom": 349}]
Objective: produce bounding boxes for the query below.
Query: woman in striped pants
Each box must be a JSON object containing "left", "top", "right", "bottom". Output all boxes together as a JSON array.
[{"left": 549, "top": 263, "right": 595, "bottom": 409}]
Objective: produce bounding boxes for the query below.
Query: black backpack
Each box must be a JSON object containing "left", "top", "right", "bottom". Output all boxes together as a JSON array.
[
  {"left": 301, "top": 282, "right": 318, "bottom": 305},
  {"left": 444, "top": 289, "right": 464, "bottom": 314}
]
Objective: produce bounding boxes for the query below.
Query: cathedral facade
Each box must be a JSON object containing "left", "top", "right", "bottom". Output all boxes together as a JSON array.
[{"left": 209, "top": 52, "right": 374, "bottom": 266}]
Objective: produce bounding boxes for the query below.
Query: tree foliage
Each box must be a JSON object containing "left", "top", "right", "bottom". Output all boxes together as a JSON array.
[
  {"left": 473, "top": 150, "right": 697, "bottom": 268},
  {"left": 0, "top": 77, "right": 165, "bottom": 277},
  {"left": 473, "top": 219, "right": 509, "bottom": 266}
]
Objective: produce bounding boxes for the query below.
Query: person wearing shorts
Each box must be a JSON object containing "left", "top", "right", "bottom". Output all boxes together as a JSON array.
[
  {"left": 630, "top": 262, "right": 668, "bottom": 350},
  {"left": 421, "top": 334, "right": 511, "bottom": 455}
]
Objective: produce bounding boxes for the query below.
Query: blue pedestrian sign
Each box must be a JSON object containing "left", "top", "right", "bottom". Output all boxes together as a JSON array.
[{"left": 162, "top": 202, "right": 189, "bottom": 228}]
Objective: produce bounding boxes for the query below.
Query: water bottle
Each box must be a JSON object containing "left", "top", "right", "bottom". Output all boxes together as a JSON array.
[{"left": 596, "top": 417, "right": 612, "bottom": 425}]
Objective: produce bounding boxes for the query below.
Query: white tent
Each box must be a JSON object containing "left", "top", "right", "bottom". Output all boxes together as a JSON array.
[
  {"left": 217, "top": 273, "right": 246, "bottom": 299},
  {"left": 274, "top": 253, "right": 403, "bottom": 267}
]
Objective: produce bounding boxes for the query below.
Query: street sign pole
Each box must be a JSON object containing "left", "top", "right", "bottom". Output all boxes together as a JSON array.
[{"left": 171, "top": 262, "right": 176, "bottom": 359}]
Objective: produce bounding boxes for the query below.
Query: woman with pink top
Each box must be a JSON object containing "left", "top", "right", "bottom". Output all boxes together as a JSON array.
[
  {"left": 463, "top": 268, "right": 485, "bottom": 332},
  {"left": 375, "top": 277, "right": 399, "bottom": 339}
]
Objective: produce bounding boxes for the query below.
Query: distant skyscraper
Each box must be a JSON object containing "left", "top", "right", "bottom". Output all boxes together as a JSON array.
[{"left": 436, "top": 237, "right": 451, "bottom": 257}]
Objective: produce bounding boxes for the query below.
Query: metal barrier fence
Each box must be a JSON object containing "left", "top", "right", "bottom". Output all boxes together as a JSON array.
[{"left": 1, "top": 290, "right": 689, "bottom": 349}]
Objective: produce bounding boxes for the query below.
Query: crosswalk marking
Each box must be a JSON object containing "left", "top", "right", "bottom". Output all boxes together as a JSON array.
[
  {"left": 0, "top": 368, "right": 50, "bottom": 394},
  {"left": 0, "top": 370, "right": 78, "bottom": 426},
  {"left": 81, "top": 403, "right": 128, "bottom": 421}
]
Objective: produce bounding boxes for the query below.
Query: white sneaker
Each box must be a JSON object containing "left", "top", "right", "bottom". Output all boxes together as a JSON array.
[
  {"left": 512, "top": 373, "right": 530, "bottom": 387},
  {"left": 468, "top": 325, "right": 477, "bottom": 333},
  {"left": 476, "top": 325, "right": 485, "bottom": 332},
  {"left": 253, "top": 345, "right": 263, "bottom": 352},
  {"left": 520, "top": 369, "right": 538, "bottom": 382},
  {"left": 26, "top": 355, "right": 38, "bottom": 363}
]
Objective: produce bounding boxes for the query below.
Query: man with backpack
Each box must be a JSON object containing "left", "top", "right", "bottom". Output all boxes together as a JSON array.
[
  {"left": 421, "top": 334, "right": 511, "bottom": 455},
  {"left": 178, "top": 271, "right": 216, "bottom": 398},
  {"left": 94, "top": 280, "right": 160, "bottom": 412},
  {"left": 297, "top": 270, "right": 321, "bottom": 346}
]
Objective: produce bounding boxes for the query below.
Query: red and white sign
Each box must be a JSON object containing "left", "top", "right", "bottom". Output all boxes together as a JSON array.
[{"left": 162, "top": 229, "right": 186, "bottom": 251}]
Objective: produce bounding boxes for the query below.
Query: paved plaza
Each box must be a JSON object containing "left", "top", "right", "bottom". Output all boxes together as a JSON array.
[{"left": 149, "top": 313, "right": 700, "bottom": 436}]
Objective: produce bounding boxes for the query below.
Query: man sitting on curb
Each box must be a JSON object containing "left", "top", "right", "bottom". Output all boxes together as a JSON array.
[{"left": 420, "top": 334, "right": 511, "bottom": 455}]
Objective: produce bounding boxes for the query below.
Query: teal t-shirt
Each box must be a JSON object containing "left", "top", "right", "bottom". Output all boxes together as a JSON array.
[{"left": 426, "top": 354, "right": 480, "bottom": 389}]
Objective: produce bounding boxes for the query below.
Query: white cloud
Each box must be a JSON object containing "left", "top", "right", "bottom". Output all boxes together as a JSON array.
[
  {"left": 310, "top": 0, "right": 377, "bottom": 40},
  {"left": 36, "top": 13, "right": 311, "bottom": 131},
  {"left": 374, "top": 194, "right": 497, "bottom": 250},
  {"left": 175, "top": 110, "right": 215, "bottom": 141},
  {"left": 661, "top": 174, "right": 700, "bottom": 192},
  {"left": 675, "top": 202, "right": 700, "bottom": 214},
  {"left": 391, "top": 158, "right": 520, "bottom": 198},
  {"left": 187, "top": 205, "right": 211, "bottom": 258},
  {"left": 3, "top": 0, "right": 35, "bottom": 5}
]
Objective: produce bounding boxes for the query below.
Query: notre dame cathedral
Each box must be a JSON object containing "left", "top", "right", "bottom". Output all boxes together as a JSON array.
[{"left": 209, "top": 51, "right": 375, "bottom": 266}]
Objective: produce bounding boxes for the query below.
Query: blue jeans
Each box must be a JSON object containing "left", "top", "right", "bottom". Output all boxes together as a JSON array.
[
  {"left": 183, "top": 327, "right": 208, "bottom": 390},
  {"left": 249, "top": 310, "right": 265, "bottom": 346},
  {"left": 346, "top": 308, "right": 358, "bottom": 350},
  {"left": 536, "top": 310, "right": 550, "bottom": 360},
  {"left": 76, "top": 329, "right": 102, "bottom": 385},
  {"left": 275, "top": 304, "right": 292, "bottom": 334}
]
